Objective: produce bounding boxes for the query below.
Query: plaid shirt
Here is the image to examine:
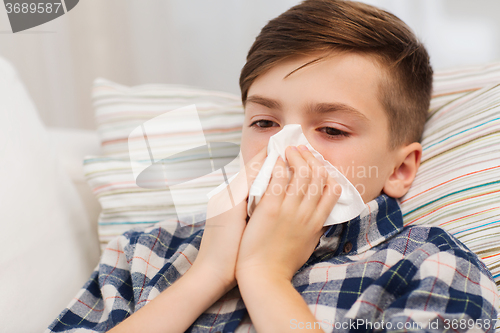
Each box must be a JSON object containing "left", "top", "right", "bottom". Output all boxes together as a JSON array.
[{"left": 47, "top": 194, "right": 498, "bottom": 333}]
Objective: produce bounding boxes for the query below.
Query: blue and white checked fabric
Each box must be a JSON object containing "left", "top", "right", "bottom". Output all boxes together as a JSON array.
[{"left": 47, "top": 194, "right": 498, "bottom": 332}]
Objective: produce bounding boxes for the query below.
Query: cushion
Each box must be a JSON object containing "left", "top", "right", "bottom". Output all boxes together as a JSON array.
[
  {"left": 87, "top": 67, "right": 500, "bottom": 306},
  {"left": 399, "top": 63, "right": 500, "bottom": 328},
  {"left": 400, "top": 63, "right": 500, "bottom": 282},
  {"left": 86, "top": 78, "right": 244, "bottom": 249},
  {"left": 0, "top": 57, "right": 100, "bottom": 332}
]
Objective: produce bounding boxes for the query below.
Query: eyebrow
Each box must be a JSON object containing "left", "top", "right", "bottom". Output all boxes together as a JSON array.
[
  {"left": 245, "top": 95, "right": 282, "bottom": 110},
  {"left": 245, "top": 94, "right": 368, "bottom": 121},
  {"left": 307, "top": 102, "right": 368, "bottom": 121}
]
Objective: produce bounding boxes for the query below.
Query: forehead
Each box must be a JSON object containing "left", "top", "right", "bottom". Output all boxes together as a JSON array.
[
  {"left": 245, "top": 51, "right": 388, "bottom": 125},
  {"left": 256, "top": 50, "right": 384, "bottom": 84}
]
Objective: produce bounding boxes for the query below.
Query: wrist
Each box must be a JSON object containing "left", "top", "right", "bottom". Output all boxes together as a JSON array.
[
  {"left": 190, "top": 261, "right": 236, "bottom": 294},
  {"left": 236, "top": 268, "right": 292, "bottom": 291}
]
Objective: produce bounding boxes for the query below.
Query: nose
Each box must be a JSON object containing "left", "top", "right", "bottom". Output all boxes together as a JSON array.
[{"left": 277, "top": 123, "right": 315, "bottom": 145}]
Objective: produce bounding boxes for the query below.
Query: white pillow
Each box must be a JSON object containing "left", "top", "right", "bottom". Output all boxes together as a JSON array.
[{"left": 0, "top": 57, "right": 100, "bottom": 333}]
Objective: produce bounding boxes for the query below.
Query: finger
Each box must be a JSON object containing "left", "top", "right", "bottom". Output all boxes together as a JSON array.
[
  {"left": 297, "top": 145, "right": 328, "bottom": 179},
  {"left": 297, "top": 145, "right": 329, "bottom": 208},
  {"left": 283, "top": 146, "right": 311, "bottom": 205},
  {"left": 261, "top": 156, "right": 288, "bottom": 205},
  {"left": 312, "top": 176, "right": 342, "bottom": 225}
]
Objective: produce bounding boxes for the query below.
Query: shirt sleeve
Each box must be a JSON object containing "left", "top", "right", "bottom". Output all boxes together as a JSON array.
[
  {"left": 45, "top": 232, "right": 136, "bottom": 332},
  {"left": 45, "top": 219, "right": 204, "bottom": 333},
  {"left": 377, "top": 228, "right": 499, "bottom": 332}
]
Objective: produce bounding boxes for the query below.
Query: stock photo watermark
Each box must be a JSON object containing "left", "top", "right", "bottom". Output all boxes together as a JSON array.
[
  {"left": 3, "top": 0, "right": 79, "bottom": 33},
  {"left": 290, "top": 318, "right": 499, "bottom": 331},
  {"left": 247, "top": 160, "right": 377, "bottom": 199}
]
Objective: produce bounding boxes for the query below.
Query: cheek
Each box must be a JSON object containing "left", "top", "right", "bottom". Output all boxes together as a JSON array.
[
  {"left": 308, "top": 133, "right": 391, "bottom": 203},
  {"left": 317, "top": 145, "right": 383, "bottom": 189},
  {"left": 240, "top": 128, "right": 251, "bottom": 164},
  {"left": 240, "top": 126, "right": 268, "bottom": 165},
  {"left": 316, "top": 144, "right": 361, "bottom": 175}
]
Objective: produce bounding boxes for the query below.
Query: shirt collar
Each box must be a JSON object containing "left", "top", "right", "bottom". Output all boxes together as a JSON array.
[{"left": 314, "top": 194, "right": 404, "bottom": 257}]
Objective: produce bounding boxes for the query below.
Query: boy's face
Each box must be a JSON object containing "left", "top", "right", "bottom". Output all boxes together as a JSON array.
[{"left": 240, "top": 51, "right": 402, "bottom": 203}]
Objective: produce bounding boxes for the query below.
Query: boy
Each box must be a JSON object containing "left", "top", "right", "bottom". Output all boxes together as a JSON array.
[{"left": 47, "top": 0, "right": 498, "bottom": 332}]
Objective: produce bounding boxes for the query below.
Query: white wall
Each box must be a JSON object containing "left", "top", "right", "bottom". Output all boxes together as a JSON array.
[
  {"left": 361, "top": 0, "right": 500, "bottom": 70},
  {"left": 1, "top": 0, "right": 499, "bottom": 130}
]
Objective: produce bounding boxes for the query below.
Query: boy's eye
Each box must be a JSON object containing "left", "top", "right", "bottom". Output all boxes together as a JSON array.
[
  {"left": 319, "top": 127, "right": 350, "bottom": 138},
  {"left": 250, "top": 119, "right": 279, "bottom": 128}
]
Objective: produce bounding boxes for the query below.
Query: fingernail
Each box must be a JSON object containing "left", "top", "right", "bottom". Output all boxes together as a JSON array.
[
  {"left": 290, "top": 146, "right": 298, "bottom": 151},
  {"left": 299, "top": 145, "right": 308, "bottom": 151}
]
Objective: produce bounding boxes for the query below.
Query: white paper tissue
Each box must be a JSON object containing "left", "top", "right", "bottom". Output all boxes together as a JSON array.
[{"left": 207, "top": 124, "right": 366, "bottom": 226}]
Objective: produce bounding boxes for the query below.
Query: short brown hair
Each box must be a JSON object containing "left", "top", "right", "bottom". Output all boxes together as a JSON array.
[{"left": 239, "top": 0, "right": 433, "bottom": 148}]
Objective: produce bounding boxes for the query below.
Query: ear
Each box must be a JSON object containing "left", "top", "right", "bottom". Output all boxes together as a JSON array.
[{"left": 383, "top": 142, "right": 422, "bottom": 199}]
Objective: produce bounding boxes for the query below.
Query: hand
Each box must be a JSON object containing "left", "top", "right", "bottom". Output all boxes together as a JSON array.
[
  {"left": 192, "top": 146, "right": 267, "bottom": 292},
  {"left": 235, "top": 145, "right": 341, "bottom": 282}
]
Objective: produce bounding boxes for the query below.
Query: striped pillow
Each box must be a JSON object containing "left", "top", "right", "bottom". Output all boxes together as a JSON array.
[
  {"left": 92, "top": 78, "right": 244, "bottom": 158},
  {"left": 399, "top": 63, "right": 500, "bottom": 328},
  {"left": 400, "top": 64, "right": 500, "bottom": 283},
  {"left": 85, "top": 79, "right": 243, "bottom": 249}
]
